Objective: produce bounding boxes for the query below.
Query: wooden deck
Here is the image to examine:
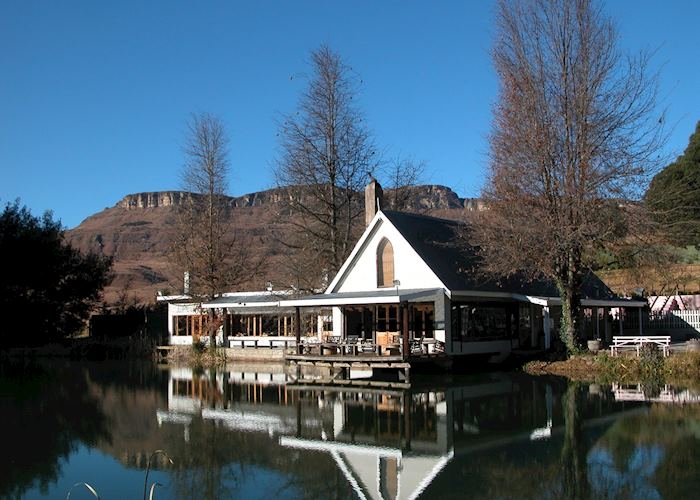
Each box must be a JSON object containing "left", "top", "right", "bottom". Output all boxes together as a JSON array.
[{"left": 286, "top": 352, "right": 412, "bottom": 383}]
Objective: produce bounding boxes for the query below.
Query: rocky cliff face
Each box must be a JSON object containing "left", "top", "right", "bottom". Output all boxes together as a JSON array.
[
  {"left": 117, "top": 191, "right": 192, "bottom": 209},
  {"left": 115, "top": 185, "right": 482, "bottom": 212},
  {"left": 69, "top": 185, "right": 482, "bottom": 304},
  {"left": 115, "top": 188, "right": 292, "bottom": 210}
]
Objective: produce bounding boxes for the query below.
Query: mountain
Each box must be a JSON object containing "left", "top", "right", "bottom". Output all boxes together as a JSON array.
[{"left": 67, "top": 185, "right": 481, "bottom": 305}]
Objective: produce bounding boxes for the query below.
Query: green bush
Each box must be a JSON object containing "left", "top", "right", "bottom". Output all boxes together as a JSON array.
[{"left": 639, "top": 343, "right": 664, "bottom": 378}]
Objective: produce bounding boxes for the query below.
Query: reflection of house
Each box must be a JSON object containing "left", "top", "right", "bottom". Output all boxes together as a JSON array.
[
  {"left": 282, "top": 180, "right": 645, "bottom": 362},
  {"left": 278, "top": 374, "right": 567, "bottom": 500},
  {"left": 156, "top": 366, "right": 324, "bottom": 441},
  {"left": 280, "top": 387, "right": 453, "bottom": 500}
]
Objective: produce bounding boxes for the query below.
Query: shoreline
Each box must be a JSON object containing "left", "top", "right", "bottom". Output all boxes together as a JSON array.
[
  {"left": 523, "top": 350, "right": 700, "bottom": 386},
  {"left": 158, "top": 345, "right": 287, "bottom": 368}
]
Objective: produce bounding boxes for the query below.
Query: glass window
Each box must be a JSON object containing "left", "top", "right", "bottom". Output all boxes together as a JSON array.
[
  {"left": 376, "top": 239, "right": 395, "bottom": 287},
  {"left": 452, "top": 303, "right": 509, "bottom": 341}
]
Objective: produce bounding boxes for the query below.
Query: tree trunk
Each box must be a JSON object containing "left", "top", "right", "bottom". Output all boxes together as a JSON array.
[{"left": 557, "top": 264, "right": 584, "bottom": 355}]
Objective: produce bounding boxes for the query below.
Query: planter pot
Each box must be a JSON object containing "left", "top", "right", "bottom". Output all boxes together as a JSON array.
[{"left": 587, "top": 340, "right": 601, "bottom": 353}]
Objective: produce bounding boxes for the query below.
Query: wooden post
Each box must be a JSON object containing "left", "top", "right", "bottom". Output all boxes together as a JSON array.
[
  {"left": 638, "top": 307, "right": 643, "bottom": 336},
  {"left": 543, "top": 307, "right": 551, "bottom": 350},
  {"left": 295, "top": 306, "right": 301, "bottom": 354},
  {"left": 530, "top": 304, "right": 537, "bottom": 348},
  {"left": 594, "top": 306, "right": 599, "bottom": 339},
  {"left": 401, "top": 302, "right": 409, "bottom": 361}
]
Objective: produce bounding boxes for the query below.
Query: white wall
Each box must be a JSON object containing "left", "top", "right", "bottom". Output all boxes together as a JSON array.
[
  {"left": 328, "top": 215, "right": 448, "bottom": 341},
  {"left": 332, "top": 307, "right": 344, "bottom": 337}
]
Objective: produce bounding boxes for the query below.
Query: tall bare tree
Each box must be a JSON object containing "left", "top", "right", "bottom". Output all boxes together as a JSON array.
[
  {"left": 382, "top": 157, "right": 427, "bottom": 212},
  {"left": 173, "top": 113, "right": 251, "bottom": 343},
  {"left": 474, "top": 0, "right": 665, "bottom": 353},
  {"left": 275, "top": 45, "right": 378, "bottom": 289}
]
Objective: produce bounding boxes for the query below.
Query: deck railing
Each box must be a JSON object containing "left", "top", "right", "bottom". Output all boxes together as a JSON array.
[{"left": 228, "top": 336, "right": 298, "bottom": 349}]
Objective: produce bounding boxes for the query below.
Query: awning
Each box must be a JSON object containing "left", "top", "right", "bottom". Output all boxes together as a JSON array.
[
  {"left": 280, "top": 288, "right": 445, "bottom": 307},
  {"left": 201, "top": 293, "right": 287, "bottom": 309},
  {"left": 522, "top": 296, "right": 646, "bottom": 308}
]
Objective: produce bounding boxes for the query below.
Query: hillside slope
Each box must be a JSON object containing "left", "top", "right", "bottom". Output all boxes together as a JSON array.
[{"left": 67, "top": 185, "right": 478, "bottom": 304}]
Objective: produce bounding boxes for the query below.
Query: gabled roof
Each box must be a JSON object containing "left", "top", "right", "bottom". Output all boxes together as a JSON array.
[{"left": 381, "top": 210, "right": 617, "bottom": 300}]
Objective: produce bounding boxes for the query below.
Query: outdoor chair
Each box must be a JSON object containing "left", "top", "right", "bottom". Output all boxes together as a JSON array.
[
  {"left": 359, "top": 340, "right": 377, "bottom": 354},
  {"left": 410, "top": 339, "right": 423, "bottom": 355}
]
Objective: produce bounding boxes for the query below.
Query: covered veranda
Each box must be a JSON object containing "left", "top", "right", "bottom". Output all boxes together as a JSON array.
[
  {"left": 202, "top": 293, "right": 331, "bottom": 349},
  {"left": 281, "top": 288, "right": 447, "bottom": 361}
]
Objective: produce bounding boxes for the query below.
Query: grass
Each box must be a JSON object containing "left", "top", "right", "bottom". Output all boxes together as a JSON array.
[{"left": 525, "top": 349, "right": 700, "bottom": 386}]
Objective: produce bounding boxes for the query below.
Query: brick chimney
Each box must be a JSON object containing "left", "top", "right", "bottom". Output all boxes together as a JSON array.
[{"left": 364, "top": 178, "right": 383, "bottom": 226}]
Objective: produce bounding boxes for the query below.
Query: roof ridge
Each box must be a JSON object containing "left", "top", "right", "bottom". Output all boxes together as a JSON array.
[{"left": 381, "top": 209, "right": 464, "bottom": 226}]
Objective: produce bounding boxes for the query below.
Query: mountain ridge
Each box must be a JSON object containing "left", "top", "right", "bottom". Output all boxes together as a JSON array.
[{"left": 67, "top": 184, "right": 482, "bottom": 305}]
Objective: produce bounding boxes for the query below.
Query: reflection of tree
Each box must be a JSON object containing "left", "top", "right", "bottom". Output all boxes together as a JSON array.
[
  {"left": 561, "top": 382, "right": 589, "bottom": 499},
  {"left": 0, "top": 362, "right": 110, "bottom": 498},
  {"left": 87, "top": 362, "right": 169, "bottom": 467},
  {"left": 162, "top": 416, "right": 352, "bottom": 500},
  {"left": 594, "top": 404, "right": 700, "bottom": 498}
]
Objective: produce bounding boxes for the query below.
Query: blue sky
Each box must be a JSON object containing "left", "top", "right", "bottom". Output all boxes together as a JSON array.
[{"left": 1, "top": 1, "right": 699, "bottom": 228}]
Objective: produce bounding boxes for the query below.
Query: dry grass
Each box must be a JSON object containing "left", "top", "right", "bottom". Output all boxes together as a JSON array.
[{"left": 599, "top": 264, "right": 700, "bottom": 296}]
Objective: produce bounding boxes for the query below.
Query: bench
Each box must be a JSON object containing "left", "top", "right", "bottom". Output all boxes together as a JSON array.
[{"left": 610, "top": 336, "right": 670, "bottom": 357}]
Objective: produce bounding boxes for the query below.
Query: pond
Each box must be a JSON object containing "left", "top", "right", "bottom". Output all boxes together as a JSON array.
[{"left": 1, "top": 361, "right": 700, "bottom": 499}]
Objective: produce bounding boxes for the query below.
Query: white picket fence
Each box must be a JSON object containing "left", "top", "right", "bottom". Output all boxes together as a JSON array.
[{"left": 624, "top": 310, "right": 700, "bottom": 334}]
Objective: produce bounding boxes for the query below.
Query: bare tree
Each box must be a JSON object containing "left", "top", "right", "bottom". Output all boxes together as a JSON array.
[
  {"left": 381, "top": 157, "right": 427, "bottom": 211},
  {"left": 173, "top": 113, "right": 252, "bottom": 343},
  {"left": 474, "top": 0, "right": 665, "bottom": 354},
  {"left": 275, "top": 45, "right": 378, "bottom": 289}
]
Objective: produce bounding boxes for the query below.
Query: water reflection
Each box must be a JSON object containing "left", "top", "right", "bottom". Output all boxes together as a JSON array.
[
  {"left": 3, "top": 361, "right": 700, "bottom": 499},
  {"left": 155, "top": 366, "right": 700, "bottom": 500}
]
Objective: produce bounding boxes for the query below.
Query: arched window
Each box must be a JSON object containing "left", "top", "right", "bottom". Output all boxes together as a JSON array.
[{"left": 376, "top": 238, "right": 395, "bottom": 287}]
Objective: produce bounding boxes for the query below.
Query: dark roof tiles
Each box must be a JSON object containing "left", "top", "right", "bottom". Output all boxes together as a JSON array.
[{"left": 382, "top": 210, "right": 616, "bottom": 300}]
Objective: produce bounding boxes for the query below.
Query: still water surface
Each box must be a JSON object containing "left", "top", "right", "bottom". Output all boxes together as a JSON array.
[{"left": 2, "top": 361, "right": 700, "bottom": 499}]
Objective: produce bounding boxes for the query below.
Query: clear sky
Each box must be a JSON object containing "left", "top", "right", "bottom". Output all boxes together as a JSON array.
[{"left": 2, "top": 1, "right": 699, "bottom": 228}]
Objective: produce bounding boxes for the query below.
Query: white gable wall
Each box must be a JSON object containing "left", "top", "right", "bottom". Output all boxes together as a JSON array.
[{"left": 331, "top": 215, "right": 445, "bottom": 293}]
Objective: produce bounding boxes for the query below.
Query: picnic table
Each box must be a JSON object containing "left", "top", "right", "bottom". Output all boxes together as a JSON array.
[{"left": 610, "top": 336, "right": 671, "bottom": 357}]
